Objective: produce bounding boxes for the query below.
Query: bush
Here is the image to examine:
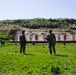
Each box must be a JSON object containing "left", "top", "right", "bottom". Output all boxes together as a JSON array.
[
  {"left": 0, "top": 40, "right": 5, "bottom": 45},
  {"left": 64, "top": 29, "right": 73, "bottom": 32},
  {"left": 51, "top": 65, "right": 61, "bottom": 75}
]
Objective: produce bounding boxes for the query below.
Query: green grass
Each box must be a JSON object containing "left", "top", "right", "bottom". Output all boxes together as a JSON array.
[{"left": 0, "top": 42, "right": 76, "bottom": 75}]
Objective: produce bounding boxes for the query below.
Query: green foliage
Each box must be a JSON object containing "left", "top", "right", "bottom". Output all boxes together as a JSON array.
[
  {"left": 0, "top": 43, "right": 76, "bottom": 75},
  {"left": 0, "top": 30, "right": 9, "bottom": 40},
  {"left": 51, "top": 65, "right": 61, "bottom": 75},
  {"left": 0, "top": 18, "right": 76, "bottom": 29}
]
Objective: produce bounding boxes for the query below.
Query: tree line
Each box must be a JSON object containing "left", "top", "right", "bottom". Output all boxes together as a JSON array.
[{"left": 0, "top": 18, "right": 76, "bottom": 29}]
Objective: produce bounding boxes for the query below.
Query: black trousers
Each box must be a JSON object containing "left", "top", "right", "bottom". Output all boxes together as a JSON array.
[
  {"left": 48, "top": 42, "right": 56, "bottom": 54},
  {"left": 20, "top": 43, "right": 26, "bottom": 54}
]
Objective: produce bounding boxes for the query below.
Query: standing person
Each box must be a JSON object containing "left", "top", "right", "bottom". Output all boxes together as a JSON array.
[
  {"left": 46, "top": 30, "right": 56, "bottom": 55},
  {"left": 19, "top": 31, "right": 26, "bottom": 54}
]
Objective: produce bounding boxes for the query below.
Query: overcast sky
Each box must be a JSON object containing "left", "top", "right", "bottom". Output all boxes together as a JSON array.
[{"left": 0, "top": 0, "right": 76, "bottom": 20}]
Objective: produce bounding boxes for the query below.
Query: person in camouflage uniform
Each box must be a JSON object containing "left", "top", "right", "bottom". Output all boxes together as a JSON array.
[
  {"left": 19, "top": 31, "right": 26, "bottom": 54},
  {"left": 46, "top": 30, "right": 56, "bottom": 55}
]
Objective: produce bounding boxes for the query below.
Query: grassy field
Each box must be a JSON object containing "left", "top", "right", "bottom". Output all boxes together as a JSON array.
[{"left": 0, "top": 42, "right": 76, "bottom": 75}]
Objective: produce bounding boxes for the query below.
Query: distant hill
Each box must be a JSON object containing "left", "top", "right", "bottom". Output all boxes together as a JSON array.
[
  {"left": 0, "top": 18, "right": 76, "bottom": 39},
  {"left": 0, "top": 18, "right": 76, "bottom": 29}
]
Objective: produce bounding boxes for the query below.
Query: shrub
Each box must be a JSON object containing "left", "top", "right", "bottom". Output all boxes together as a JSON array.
[{"left": 51, "top": 65, "right": 61, "bottom": 75}]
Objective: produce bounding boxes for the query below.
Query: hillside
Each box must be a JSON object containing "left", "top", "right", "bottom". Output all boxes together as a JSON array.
[
  {"left": 0, "top": 18, "right": 76, "bottom": 40},
  {"left": 0, "top": 18, "right": 76, "bottom": 29}
]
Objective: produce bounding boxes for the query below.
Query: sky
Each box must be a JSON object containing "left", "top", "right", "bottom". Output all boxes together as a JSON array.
[{"left": 0, "top": 0, "right": 76, "bottom": 20}]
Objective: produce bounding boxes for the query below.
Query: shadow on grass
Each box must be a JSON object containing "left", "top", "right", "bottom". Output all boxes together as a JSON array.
[
  {"left": 55, "top": 54, "right": 68, "bottom": 57},
  {"left": 24, "top": 53, "right": 35, "bottom": 56}
]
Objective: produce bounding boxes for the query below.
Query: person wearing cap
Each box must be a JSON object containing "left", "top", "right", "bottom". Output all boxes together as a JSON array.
[
  {"left": 19, "top": 31, "right": 26, "bottom": 54},
  {"left": 46, "top": 30, "right": 56, "bottom": 55}
]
